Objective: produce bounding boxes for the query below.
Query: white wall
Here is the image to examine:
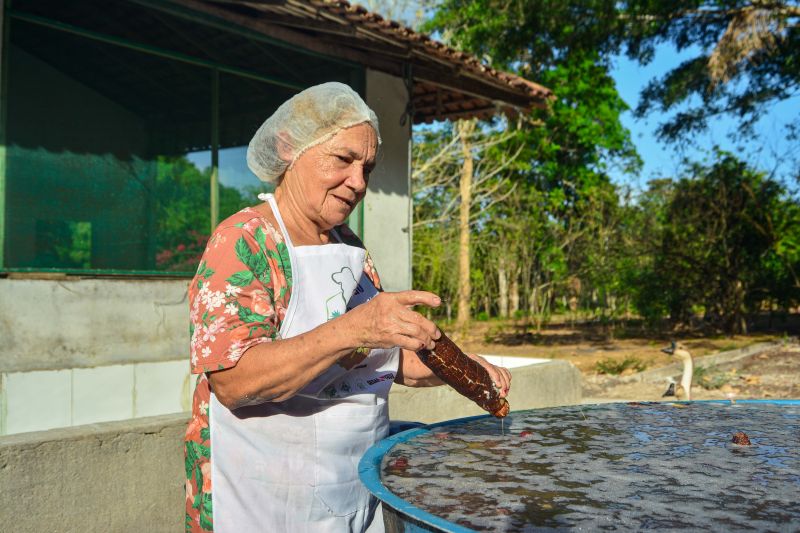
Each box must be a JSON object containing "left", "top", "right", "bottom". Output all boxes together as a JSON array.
[{"left": 364, "top": 69, "right": 412, "bottom": 292}]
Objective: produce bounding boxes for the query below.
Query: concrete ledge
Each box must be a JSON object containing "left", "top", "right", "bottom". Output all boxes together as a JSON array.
[
  {"left": 0, "top": 413, "right": 189, "bottom": 532},
  {"left": 389, "top": 359, "right": 583, "bottom": 424},
  {"left": 607, "top": 341, "right": 785, "bottom": 386}
]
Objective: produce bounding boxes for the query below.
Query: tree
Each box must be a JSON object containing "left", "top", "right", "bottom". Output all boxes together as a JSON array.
[
  {"left": 153, "top": 155, "right": 258, "bottom": 271},
  {"left": 427, "top": 2, "right": 641, "bottom": 325},
  {"left": 412, "top": 120, "right": 525, "bottom": 322},
  {"left": 456, "top": 119, "right": 476, "bottom": 324},
  {"left": 428, "top": 0, "right": 800, "bottom": 146},
  {"left": 363, "top": 0, "right": 433, "bottom": 28},
  {"left": 622, "top": 1, "right": 800, "bottom": 143},
  {"left": 638, "top": 152, "right": 799, "bottom": 333}
]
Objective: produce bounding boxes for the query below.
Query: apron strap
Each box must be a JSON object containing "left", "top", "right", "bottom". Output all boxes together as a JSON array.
[{"left": 258, "top": 193, "right": 295, "bottom": 249}]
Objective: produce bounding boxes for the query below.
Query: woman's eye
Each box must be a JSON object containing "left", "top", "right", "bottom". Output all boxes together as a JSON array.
[{"left": 336, "top": 155, "right": 351, "bottom": 164}]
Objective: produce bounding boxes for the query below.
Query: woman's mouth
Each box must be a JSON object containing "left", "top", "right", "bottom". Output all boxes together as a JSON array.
[{"left": 332, "top": 195, "right": 354, "bottom": 208}]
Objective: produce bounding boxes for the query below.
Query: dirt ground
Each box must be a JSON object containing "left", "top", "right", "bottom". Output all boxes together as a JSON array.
[
  {"left": 452, "top": 318, "right": 800, "bottom": 402},
  {"left": 581, "top": 348, "right": 800, "bottom": 402}
]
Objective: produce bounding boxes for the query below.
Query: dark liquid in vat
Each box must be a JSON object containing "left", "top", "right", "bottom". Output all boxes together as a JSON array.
[{"left": 381, "top": 403, "right": 800, "bottom": 531}]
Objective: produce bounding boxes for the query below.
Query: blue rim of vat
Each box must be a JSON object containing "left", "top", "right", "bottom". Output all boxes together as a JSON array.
[{"left": 359, "top": 400, "right": 800, "bottom": 533}]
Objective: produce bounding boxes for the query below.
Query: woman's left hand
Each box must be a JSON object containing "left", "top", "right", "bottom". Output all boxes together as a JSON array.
[{"left": 467, "top": 354, "right": 512, "bottom": 398}]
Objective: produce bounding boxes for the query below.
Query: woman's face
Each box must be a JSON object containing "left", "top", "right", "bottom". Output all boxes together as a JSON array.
[{"left": 283, "top": 123, "right": 378, "bottom": 230}]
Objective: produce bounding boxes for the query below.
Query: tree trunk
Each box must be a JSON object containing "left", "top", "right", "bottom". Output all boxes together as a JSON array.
[
  {"left": 529, "top": 279, "right": 538, "bottom": 316},
  {"left": 529, "top": 281, "right": 540, "bottom": 332},
  {"left": 456, "top": 119, "right": 475, "bottom": 325},
  {"left": 509, "top": 270, "right": 520, "bottom": 317},
  {"left": 498, "top": 258, "right": 509, "bottom": 318}
]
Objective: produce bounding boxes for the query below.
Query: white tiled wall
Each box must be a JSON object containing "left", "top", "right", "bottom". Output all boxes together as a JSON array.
[
  {"left": 2, "top": 369, "right": 72, "bottom": 434},
  {"left": 0, "top": 360, "right": 193, "bottom": 435},
  {"left": 73, "top": 365, "right": 135, "bottom": 425},
  {"left": 134, "top": 360, "right": 193, "bottom": 418}
]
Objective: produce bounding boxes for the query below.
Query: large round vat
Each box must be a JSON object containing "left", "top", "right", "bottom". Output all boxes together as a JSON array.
[{"left": 360, "top": 400, "right": 800, "bottom": 532}]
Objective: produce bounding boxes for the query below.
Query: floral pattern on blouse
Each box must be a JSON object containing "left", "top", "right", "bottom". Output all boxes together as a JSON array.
[{"left": 184, "top": 207, "right": 381, "bottom": 532}]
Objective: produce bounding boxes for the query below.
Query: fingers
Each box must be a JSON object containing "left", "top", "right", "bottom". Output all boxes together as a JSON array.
[
  {"left": 392, "top": 290, "right": 442, "bottom": 309},
  {"left": 356, "top": 291, "right": 441, "bottom": 351},
  {"left": 469, "top": 354, "right": 512, "bottom": 398},
  {"left": 497, "top": 366, "right": 512, "bottom": 397},
  {"left": 397, "top": 307, "right": 441, "bottom": 340},
  {"left": 383, "top": 296, "right": 441, "bottom": 350},
  {"left": 389, "top": 333, "right": 433, "bottom": 353},
  {"left": 392, "top": 320, "right": 433, "bottom": 351}
]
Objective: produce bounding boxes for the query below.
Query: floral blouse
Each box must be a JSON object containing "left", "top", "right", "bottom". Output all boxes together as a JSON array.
[{"left": 184, "top": 207, "right": 381, "bottom": 532}]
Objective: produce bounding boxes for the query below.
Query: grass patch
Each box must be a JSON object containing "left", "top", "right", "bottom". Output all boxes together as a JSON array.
[
  {"left": 595, "top": 356, "right": 648, "bottom": 375},
  {"left": 694, "top": 365, "right": 735, "bottom": 390}
]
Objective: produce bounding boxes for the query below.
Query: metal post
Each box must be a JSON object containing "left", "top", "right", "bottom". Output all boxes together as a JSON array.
[
  {"left": 210, "top": 68, "right": 219, "bottom": 231},
  {"left": 0, "top": 0, "right": 9, "bottom": 269}
]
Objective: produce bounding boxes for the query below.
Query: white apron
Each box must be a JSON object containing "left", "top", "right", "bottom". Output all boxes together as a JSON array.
[{"left": 210, "top": 194, "right": 398, "bottom": 532}]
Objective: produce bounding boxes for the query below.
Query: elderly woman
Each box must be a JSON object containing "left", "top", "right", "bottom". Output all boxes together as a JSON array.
[{"left": 184, "top": 82, "right": 511, "bottom": 532}]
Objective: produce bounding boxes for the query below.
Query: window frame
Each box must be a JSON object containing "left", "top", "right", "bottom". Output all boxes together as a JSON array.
[{"left": 0, "top": 2, "right": 366, "bottom": 277}]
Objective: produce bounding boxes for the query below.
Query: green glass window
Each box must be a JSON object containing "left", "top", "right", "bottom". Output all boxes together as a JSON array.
[{"left": 2, "top": 0, "right": 365, "bottom": 274}]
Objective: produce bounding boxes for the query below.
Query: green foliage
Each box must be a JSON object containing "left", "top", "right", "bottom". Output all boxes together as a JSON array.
[
  {"left": 623, "top": 1, "right": 800, "bottom": 144},
  {"left": 420, "top": 0, "right": 643, "bottom": 328},
  {"left": 52, "top": 221, "right": 92, "bottom": 268},
  {"left": 407, "top": 0, "right": 800, "bottom": 331},
  {"left": 595, "top": 356, "right": 648, "bottom": 375},
  {"left": 154, "top": 156, "right": 261, "bottom": 272},
  {"left": 428, "top": 0, "right": 800, "bottom": 156},
  {"left": 633, "top": 152, "right": 800, "bottom": 333}
]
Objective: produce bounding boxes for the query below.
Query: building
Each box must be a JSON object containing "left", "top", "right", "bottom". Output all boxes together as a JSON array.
[{"left": 0, "top": 0, "right": 550, "bottom": 435}]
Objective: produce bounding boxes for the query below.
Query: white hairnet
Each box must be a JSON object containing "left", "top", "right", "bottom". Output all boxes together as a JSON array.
[{"left": 247, "top": 82, "right": 381, "bottom": 183}]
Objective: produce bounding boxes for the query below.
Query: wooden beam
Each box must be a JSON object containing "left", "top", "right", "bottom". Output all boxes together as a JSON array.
[
  {"left": 413, "top": 89, "right": 471, "bottom": 107},
  {"left": 261, "top": 12, "right": 356, "bottom": 36},
  {"left": 207, "top": 0, "right": 287, "bottom": 5},
  {"left": 165, "top": 0, "right": 545, "bottom": 110},
  {"left": 413, "top": 98, "right": 490, "bottom": 116},
  {"left": 10, "top": 10, "right": 306, "bottom": 90},
  {"left": 310, "top": 32, "right": 412, "bottom": 59},
  {"left": 130, "top": 0, "right": 361, "bottom": 67},
  {"left": 411, "top": 64, "right": 535, "bottom": 109},
  {"left": 416, "top": 106, "right": 498, "bottom": 123}
]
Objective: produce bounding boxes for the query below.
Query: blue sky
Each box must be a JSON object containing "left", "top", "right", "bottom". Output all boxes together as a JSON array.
[{"left": 609, "top": 45, "right": 799, "bottom": 191}]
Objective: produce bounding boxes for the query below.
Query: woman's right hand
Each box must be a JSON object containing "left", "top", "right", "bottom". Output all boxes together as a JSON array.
[{"left": 345, "top": 291, "right": 442, "bottom": 352}]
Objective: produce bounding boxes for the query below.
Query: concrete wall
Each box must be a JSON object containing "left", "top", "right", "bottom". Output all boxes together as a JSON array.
[
  {"left": 0, "top": 278, "right": 188, "bottom": 372},
  {"left": 364, "top": 69, "right": 412, "bottom": 292},
  {"left": 0, "top": 413, "right": 188, "bottom": 533},
  {"left": 0, "top": 361, "right": 581, "bottom": 531},
  {"left": 0, "top": 277, "right": 193, "bottom": 435},
  {"left": 390, "top": 360, "right": 583, "bottom": 424}
]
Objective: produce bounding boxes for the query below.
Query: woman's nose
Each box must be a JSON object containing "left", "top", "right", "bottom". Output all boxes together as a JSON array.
[{"left": 348, "top": 167, "right": 368, "bottom": 192}]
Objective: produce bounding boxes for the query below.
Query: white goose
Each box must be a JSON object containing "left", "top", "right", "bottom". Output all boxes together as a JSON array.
[{"left": 661, "top": 342, "right": 694, "bottom": 401}]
